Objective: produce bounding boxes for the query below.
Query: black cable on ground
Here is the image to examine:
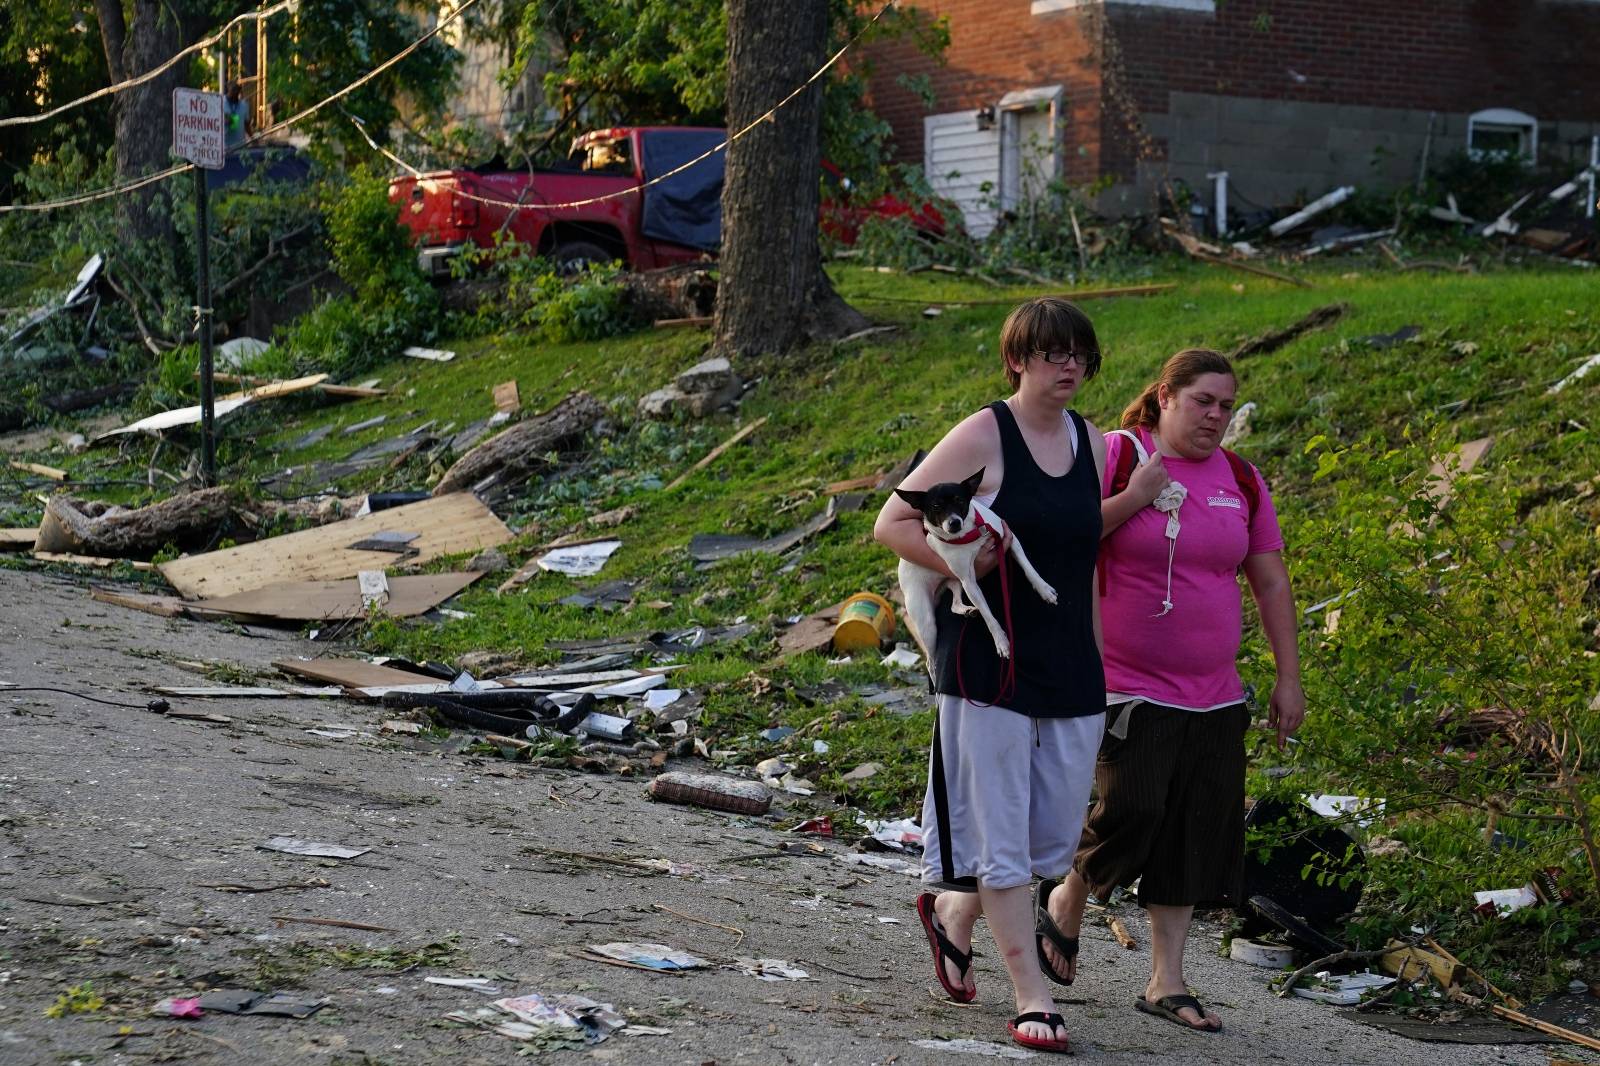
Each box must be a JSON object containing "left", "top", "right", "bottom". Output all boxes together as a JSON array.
[{"left": 1, "top": 686, "right": 168, "bottom": 713}]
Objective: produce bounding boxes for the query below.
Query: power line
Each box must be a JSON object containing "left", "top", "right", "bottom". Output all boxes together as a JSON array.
[
  {"left": 345, "top": 0, "right": 897, "bottom": 214},
  {"left": 0, "top": 0, "right": 297, "bottom": 130},
  {"left": 0, "top": 0, "right": 482, "bottom": 215}
]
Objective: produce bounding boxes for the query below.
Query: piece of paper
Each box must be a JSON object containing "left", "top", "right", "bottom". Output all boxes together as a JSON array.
[
  {"left": 730, "top": 958, "right": 809, "bottom": 982},
  {"left": 260, "top": 837, "right": 370, "bottom": 859},
  {"left": 645, "top": 688, "right": 682, "bottom": 711},
  {"left": 586, "top": 942, "right": 708, "bottom": 971},
  {"left": 538, "top": 540, "right": 622, "bottom": 577},
  {"left": 1473, "top": 886, "right": 1539, "bottom": 916}
]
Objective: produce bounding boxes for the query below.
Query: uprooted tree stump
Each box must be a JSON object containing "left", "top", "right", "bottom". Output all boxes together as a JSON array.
[
  {"left": 432, "top": 390, "right": 606, "bottom": 496},
  {"left": 1229, "top": 303, "right": 1349, "bottom": 360},
  {"left": 35, "top": 486, "right": 238, "bottom": 559}
]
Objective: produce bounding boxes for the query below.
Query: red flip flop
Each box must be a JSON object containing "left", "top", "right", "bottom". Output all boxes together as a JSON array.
[
  {"left": 915, "top": 892, "right": 976, "bottom": 1003},
  {"left": 1009, "top": 1011, "right": 1071, "bottom": 1053}
]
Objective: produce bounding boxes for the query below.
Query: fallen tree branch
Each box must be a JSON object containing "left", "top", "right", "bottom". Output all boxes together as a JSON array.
[
  {"left": 1275, "top": 944, "right": 1402, "bottom": 998},
  {"left": 102, "top": 270, "right": 169, "bottom": 356},
  {"left": 1229, "top": 303, "right": 1349, "bottom": 360},
  {"left": 432, "top": 390, "right": 606, "bottom": 496}
]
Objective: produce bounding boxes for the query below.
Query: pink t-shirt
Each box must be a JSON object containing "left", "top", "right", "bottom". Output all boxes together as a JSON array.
[{"left": 1099, "top": 429, "right": 1284, "bottom": 711}]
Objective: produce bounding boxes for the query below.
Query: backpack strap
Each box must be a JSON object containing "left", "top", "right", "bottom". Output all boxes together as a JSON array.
[
  {"left": 1222, "top": 448, "right": 1259, "bottom": 523},
  {"left": 1098, "top": 430, "right": 1145, "bottom": 597}
]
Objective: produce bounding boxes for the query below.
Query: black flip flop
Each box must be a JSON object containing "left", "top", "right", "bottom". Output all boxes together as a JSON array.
[
  {"left": 1135, "top": 993, "right": 1222, "bottom": 1032},
  {"left": 915, "top": 892, "right": 976, "bottom": 1003},
  {"left": 1033, "top": 877, "right": 1079, "bottom": 986}
]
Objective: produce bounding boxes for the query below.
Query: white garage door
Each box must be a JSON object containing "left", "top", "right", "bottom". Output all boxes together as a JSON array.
[{"left": 924, "top": 110, "right": 1001, "bottom": 238}]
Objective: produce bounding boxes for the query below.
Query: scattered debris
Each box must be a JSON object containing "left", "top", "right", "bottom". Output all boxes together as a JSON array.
[
  {"left": 1362, "top": 325, "right": 1422, "bottom": 349},
  {"left": 584, "top": 943, "right": 708, "bottom": 971},
  {"left": 689, "top": 504, "right": 836, "bottom": 563},
  {"left": 1229, "top": 303, "right": 1349, "bottom": 360},
  {"left": 648, "top": 771, "right": 772, "bottom": 815},
  {"left": 342, "top": 414, "right": 387, "bottom": 436},
  {"left": 1303, "top": 793, "right": 1386, "bottom": 826},
  {"left": 1107, "top": 915, "right": 1138, "bottom": 950},
  {"left": 274, "top": 657, "right": 449, "bottom": 690},
  {"left": 269, "top": 915, "right": 396, "bottom": 933},
  {"left": 424, "top": 976, "right": 503, "bottom": 995},
  {"left": 538, "top": 539, "right": 622, "bottom": 577},
  {"left": 640, "top": 357, "right": 743, "bottom": 420},
  {"left": 0, "top": 528, "right": 36, "bottom": 552},
  {"left": 35, "top": 487, "right": 236, "bottom": 558},
  {"left": 730, "top": 958, "right": 809, "bottom": 982},
  {"left": 1549, "top": 353, "right": 1600, "bottom": 394},
  {"left": 862, "top": 817, "right": 923, "bottom": 851},
  {"left": 154, "top": 996, "right": 204, "bottom": 1018},
  {"left": 93, "top": 375, "right": 330, "bottom": 442},
  {"left": 190, "top": 572, "right": 482, "bottom": 622},
  {"left": 1473, "top": 886, "right": 1539, "bottom": 917},
  {"left": 1229, "top": 938, "right": 1294, "bottom": 968},
  {"left": 259, "top": 837, "right": 371, "bottom": 859},
  {"left": 1269, "top": 185, "right": 1356, "bottom": 237},
  {"left": 1289, "top": 971, "right": 1394, "bottom": 1006},
  {"left": 196, "top": 988, "right": 326, "bottom": 1018},
  {"left": 833, "top": 591, "right": 897, "bottom": 652},
  {"left": 664, "top": 415, "right": 770, "bottom": 492},
  {"left": 841, "top": 762, "right": 881, "bottom": 782},
  {"left": 881, "top": 646, "right": 921, "bottom": 670},
  {"left": 159, "top": 493, "right": 511, "bottom": 599},
  {"left": 9, "top": 460, "right": 67, "bottom": 481},
  {"left": 433, "top": 390, "right": 605, "bottom": 496},
  {"left": 401, "top": 345, "right": 455, "bottom": 361},
  {"left": 492, "top": 380, "right": 520, "bottom": 413}
]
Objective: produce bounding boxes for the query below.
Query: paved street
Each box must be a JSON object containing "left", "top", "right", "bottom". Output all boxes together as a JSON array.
[{"left": 0, "top": 568, "right": 1553, "bottom": 1065}]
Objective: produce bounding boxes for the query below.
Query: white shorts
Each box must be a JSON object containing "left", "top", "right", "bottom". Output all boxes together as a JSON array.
[{"left": 921, "top": 695, "right": 1105, "bottom": 892}]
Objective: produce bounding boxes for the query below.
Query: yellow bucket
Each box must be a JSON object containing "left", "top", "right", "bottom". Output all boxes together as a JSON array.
[{"left": 832, "top": 591, "right": 896, "bottom": 653}]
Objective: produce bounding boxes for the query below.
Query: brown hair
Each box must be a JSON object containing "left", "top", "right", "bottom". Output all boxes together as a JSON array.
[
  {"left": 1120, "top": 348, "right": 1235, "bottom": 429},
  {"left": 998, "top": 297, "right": 1100, "bottom": 390}
]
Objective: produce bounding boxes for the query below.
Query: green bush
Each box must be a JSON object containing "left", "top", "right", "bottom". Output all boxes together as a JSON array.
[{"left": 459, "top": 240, "right": 640, "bottom": 344}]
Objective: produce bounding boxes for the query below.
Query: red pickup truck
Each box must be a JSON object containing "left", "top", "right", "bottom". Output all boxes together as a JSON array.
[{"left": 391, "top": 126, "right": 944, "bottom": 275}]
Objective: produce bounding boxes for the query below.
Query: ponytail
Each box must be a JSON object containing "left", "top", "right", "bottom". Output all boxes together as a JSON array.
[
  {"left": 1120, "top": 384, "right": 1162, "bottom": 429},
  {"left": 1121, "top": 348, "right": 1234, "bottom": 430}
]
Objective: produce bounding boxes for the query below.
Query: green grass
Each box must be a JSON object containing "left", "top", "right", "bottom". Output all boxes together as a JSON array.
[{"left": 8, "top": 257, "right": 1600, "bottom": 989}]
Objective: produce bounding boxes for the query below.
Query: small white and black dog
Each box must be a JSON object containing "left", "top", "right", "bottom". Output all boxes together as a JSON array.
[{"left": 894, "top": 469, "right": 1057, "bottom": 679}]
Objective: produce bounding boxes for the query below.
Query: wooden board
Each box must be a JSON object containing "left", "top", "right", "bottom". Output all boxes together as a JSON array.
[
  {"left": 158, "top": 493, "right": 511, "bottom": 600},
  {"left": 0, "top": 528, "right": 38, "bottom": 551},
  {"left": 219, "top": 373, "right": 329, "bottom": 402},
  {"left": 274, "top": 658, "right": 444, "bottom": 689},
  {"left": 90, "top": 586, "right": 192, "bottom": 618},
  {"left": 207, "top": 372, "right": 385, "bottom": 399},
  {"left": 34, "top": 551, "right": 156, "bottom": 572},
  {"left": 10, "top": 461, "right": 67, "bottom": 481},
  {"left": 193, "top": 571, "right": 482, "bottom": 622},
  {"left": 493, "top": 380, "right": 520, "bottom": 413}
]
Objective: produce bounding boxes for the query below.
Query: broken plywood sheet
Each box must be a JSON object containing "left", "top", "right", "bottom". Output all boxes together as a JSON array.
[
  {"left": 0, "top": 528, "right": 38, "bottom": 551},
  {"left": 193, "top": 572, "right": 481, "bottom": 622},
  {"left": 94, "top": 397, "right": 253, "bottom": 441},
  {"left": 90, "top": 586, "right": 195, "bottom": 618},
  {"left": 158, "top": 493, "right": 511, "bottom": 600},
  {"left": 33, "top": 551, "right": 156, "bottom": 571},
  {"left": 274, "top": 658, "right": 445, "bottom": 689}
]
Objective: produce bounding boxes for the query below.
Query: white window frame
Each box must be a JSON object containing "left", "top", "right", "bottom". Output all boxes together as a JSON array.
[{"left": 1467, "top": 108, "right": 1538, "bottom": 164}]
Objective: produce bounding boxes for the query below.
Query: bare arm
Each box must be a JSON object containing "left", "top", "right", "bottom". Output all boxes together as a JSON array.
[
  {"left": 1242, "top": 550, "right": 1305, "bottom": 749},
  {"left": 873, "top": 409, "right": 1003, "bottom": 579},
  {"left": 1099, "top": 444, "right": 1169, "bottom": 539}
]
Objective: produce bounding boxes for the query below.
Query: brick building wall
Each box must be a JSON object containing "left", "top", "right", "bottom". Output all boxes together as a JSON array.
[
  {"left": 862, "top": 0, "right": 1600, "bottom": 219},
  {"left": 861, "top": 0, "right": 1104, "bottom": 185}
]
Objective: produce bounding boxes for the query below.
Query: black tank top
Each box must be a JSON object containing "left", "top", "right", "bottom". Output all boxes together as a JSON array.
[{"left": 932, "top": 402, "right": 1105, "bottom": 718}]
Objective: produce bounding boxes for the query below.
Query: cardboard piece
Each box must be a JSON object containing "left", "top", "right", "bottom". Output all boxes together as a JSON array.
[
  {"left": 159, "top": 493, "right": 511, "bottom": 599},
  {"left": 192, "top": 572, "right": 480, "bottom": 622},
  {"left": 493, "top": 380, "right": 520, "bottom": 413}
]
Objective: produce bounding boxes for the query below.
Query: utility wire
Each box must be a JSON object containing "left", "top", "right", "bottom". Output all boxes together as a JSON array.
[
  {"left": 348, "top": 0, "right": 899, "bottom": 215},
  {"left": 0, "top": 0, "right": 483, "bottom": 215},
  {"left": 0, "top": 0, "right": 297, "bottom": 129}
]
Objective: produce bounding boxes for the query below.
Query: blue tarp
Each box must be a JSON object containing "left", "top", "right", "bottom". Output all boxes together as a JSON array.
[{"left": 639, "top": 130, "right": 726, "bottom": 252}]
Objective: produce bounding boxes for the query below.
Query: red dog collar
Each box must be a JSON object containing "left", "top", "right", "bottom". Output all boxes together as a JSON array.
[{"left": 935, "top": 513, "right": 995, "bottom": 546}]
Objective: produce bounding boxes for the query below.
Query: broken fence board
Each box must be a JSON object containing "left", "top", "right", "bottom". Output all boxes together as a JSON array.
[
  {"left": 218, "top": 374, "right": 330, "bottom": 402},
  {"left": 664, "top": 416, "right": 770, "bottom": 492},
  {"left": 94, "top": 397, "right": 254, "bottom": 441},
  {"left": 158, "top": 493, "right": 511, "bottom": 600},
  {"left": 0, "top": 528, "right": 38, "bottom": 551},
  {"left": 207, "top": 372, "right": 386, "bottom": 399},
  {"left": 192, "top": 572, "right": 483, "bottom": 622}
]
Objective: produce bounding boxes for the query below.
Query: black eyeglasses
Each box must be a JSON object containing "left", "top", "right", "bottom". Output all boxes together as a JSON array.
[{"left": 1031, "top": 349, "right": 1095, "bottom": 367}]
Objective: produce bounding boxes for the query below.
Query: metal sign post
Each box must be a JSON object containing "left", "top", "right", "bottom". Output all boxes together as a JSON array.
[{"left": 172, "top": 88, "right": 226, "bottom": 486}]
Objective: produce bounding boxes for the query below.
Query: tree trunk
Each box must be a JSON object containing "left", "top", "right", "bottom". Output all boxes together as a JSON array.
[
  {"left": 113, "top": 0, "right": 185, "bottom": 247},
  {"left": 35, "top": 487, "right": 238, "bottom": 558},
  {"left": 432, "top": 391, "right": 606, "bottom": 496},
  {"left": 712, "top": 0, "right": 866, "bottom": 359},
  {"left": 92, "top": 0, "right": 128, "bottom": 84}
]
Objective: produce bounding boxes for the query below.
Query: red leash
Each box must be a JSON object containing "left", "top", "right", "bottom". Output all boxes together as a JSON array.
[{"left": 952, "top": 520, "right": 1017, "bottom": 707}]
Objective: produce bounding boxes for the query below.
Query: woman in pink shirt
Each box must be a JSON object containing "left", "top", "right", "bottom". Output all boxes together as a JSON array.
[{"left": 1032, "top": 348, "right": 1305, "bottom": 1032}]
